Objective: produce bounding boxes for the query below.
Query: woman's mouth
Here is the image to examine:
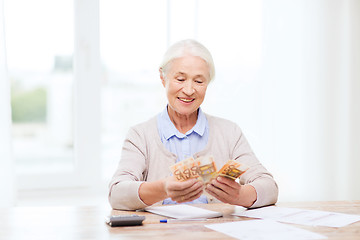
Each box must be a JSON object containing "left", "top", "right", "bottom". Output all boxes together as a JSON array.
[{"left": 178, "top": 97, "right": 194, "bottom": 103}]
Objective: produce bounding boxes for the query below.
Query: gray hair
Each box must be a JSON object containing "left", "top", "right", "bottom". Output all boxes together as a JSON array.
[{"left": 159, "top": 39, "right": 215, "bottom": 82}]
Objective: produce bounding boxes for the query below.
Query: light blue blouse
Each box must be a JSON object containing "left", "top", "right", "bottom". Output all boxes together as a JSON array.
[{"left": 157, "top": 106, "right": 209, "bottom": 204}]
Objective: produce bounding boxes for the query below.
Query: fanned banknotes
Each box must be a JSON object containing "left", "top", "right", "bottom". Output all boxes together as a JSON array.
[
  {"left": 170, "top": 156, "right": 248, "bottom": 183},
  {"left": 170, "top": 157, "right": 201, "bottom": 182},
  {"left": 217, "top": 159, "right": 249, "bottom": 180},
  {"left": 196, "top": 156, "right": 218, "bottom": 183}
]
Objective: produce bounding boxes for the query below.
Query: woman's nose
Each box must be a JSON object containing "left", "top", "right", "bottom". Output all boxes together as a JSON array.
[{"left": 183, "top": 80, "right": 195, "bottom": 95}]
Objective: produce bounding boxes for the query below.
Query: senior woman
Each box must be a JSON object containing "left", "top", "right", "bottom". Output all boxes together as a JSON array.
[{"left": 109, "top": 39, "right": 278, "bottom": 210}]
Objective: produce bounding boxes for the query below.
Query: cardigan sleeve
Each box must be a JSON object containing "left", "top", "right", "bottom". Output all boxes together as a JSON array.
[
  {"left": 108, "top": 127, "right": 149, "bottom": 210},
  {"left": 230, "top": 124, "right": 279, "bottom": 208}
]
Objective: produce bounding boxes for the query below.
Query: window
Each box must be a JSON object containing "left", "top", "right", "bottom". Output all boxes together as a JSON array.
[
  {"left": 5, "top": 0, "right": 101, "bottom": 189},
  {"left": 5, "top": 0, "right": 74, "bottom": 178}
]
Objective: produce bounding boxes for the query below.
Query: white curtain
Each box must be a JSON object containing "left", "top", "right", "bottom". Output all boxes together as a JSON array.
[
  {"left": 0, "top": 0, "right": 15, "bottom": 207},
  {"left": 260, "top": 0, "right": 360, "bottom": 201}
]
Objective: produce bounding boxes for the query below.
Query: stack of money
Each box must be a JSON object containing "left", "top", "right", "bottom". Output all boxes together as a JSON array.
[
  {"left": 170, "top": 156, "right": 248, "bottom": 183},
  {"left": 217, "top": 159, "right": 248, "bottom": 180},
  {"left": 169, "top": 157, "right": 201, "bottom": 182},
  {"left": 196, "top": 156, "right": 218, "bottom": 183}
]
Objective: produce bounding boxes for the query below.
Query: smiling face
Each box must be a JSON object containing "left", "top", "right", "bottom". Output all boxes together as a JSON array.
[{"left": 161, "top": 55, "right": 210, "bottom": 120}]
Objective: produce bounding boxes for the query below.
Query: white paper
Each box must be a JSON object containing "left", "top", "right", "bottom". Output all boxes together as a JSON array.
[
  {"left": 205, "top": 220, "right": 326, "bottom": 240},
  {"left": 234, "top": 206, "right": 360, "bottom": 227},
  {"left": 145, "top": 204, "right": 223, "bottom": 219}
]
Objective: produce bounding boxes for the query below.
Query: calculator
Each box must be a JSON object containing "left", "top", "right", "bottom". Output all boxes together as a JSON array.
[{"left": 105, "top": 214, "right": 146, "bottom": 227}]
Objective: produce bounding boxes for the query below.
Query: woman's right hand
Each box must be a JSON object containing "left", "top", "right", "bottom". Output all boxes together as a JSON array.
[{"left": 164, "top": 177, "right": 204, "bottom": 203}]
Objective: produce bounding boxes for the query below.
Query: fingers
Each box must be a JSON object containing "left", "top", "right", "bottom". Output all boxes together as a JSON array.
[
  {"left": 211, "top": 177, "right": 234, "bottom": 192},
  {"left": 164, "top": 176, "right": 242, "bottom": 204},
  {"left": 168, "top": 178, "right": 201, "bottom": 192},
  {"left": 216, "top": 176, "right": 240, "bottom": 190},
  {"left": 174, "top": 184, "right": 204, "bottom": 203},
  {"left": 165, "top": 178, "right": 204, "bottom": 203},
  {"left": 205, "top": 176, "right": 241, "bottom": 204}
]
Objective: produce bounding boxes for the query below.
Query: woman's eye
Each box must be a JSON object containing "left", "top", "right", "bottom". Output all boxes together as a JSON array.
[
  {"left": 195, "top": 80, "right": 203, "bottom": 84},
  {"left": 177, "top": 78, "right": 185, "bottom": 81}
]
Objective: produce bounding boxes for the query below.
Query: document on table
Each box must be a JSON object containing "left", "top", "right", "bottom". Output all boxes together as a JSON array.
[
  {"left": 233, "top": 206, "right": 360, "bottom": 227},
  {"left": 205, "top": 220, "right": 326, "bottom": 240},
  {"left": 145, "top": 204, "right": 223, "bottom": 219}
]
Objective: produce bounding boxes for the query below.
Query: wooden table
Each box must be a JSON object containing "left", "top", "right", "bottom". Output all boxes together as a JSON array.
[{"left": 0, "top": 201, "right": 359, "bottom": 239}]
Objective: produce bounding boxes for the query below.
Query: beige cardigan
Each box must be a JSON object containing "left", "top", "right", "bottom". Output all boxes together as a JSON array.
[{"left": 109, "top": 114, "right": 278, "bottom": 210}]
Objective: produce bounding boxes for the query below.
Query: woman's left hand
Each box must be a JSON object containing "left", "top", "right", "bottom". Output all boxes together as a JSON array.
[{"left": 205, "top": 176, "right": 257, "bottom": 207}]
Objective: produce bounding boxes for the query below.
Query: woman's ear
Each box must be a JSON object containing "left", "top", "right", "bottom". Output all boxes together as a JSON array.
[{"left": 159, "top": 68, "right": 166, "bottom": 87}]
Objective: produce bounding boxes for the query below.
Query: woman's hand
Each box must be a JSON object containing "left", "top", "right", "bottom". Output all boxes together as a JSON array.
[
  {"left": 164, "top": 177, "right": 204, "bottom": 203},
  {"left": 205, "top": 176, "right": 257, "bottom": 207}
]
